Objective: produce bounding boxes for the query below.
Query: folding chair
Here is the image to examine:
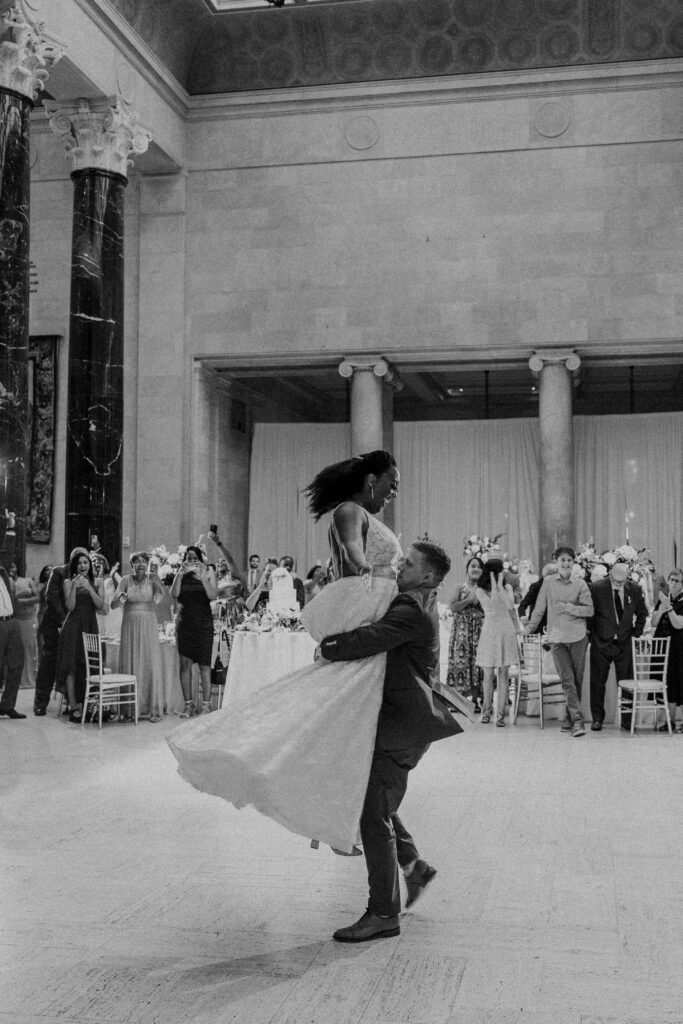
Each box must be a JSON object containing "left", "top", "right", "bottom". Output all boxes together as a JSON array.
[
  {"left": 82, "top": 633, "right": 138, "bottom": 728},
  {"left": 512, "top": 634, "right": 563, "bottom": 727},
  {"left": 616, "top": 636, "right": 671, "bottom": 736}
]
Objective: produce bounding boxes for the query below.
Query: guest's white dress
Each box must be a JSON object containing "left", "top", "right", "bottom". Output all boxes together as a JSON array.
[{"left": 168, "top": 513, "right": 401, "bottom": 853}]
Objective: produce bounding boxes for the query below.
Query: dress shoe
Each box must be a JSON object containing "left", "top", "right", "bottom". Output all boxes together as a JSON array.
[
  {"left": 405, "top": 859, "right": 437, "bottom": 908},
  {"left": 0, "top": 707, "right": 27, "bottom": 719},
  {"left": 333, "top": 910, "right": 400, "bottom": 943},
  {"left": 590, "top": 721, "right": 603, "bottom": 732},
  {"left": 34, "top": 707, "right": 47, "bottom": 717}
]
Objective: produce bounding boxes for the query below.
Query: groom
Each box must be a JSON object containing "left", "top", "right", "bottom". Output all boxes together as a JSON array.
[{"left": 318, "top": 540, "right": 462, "bottom": 942}]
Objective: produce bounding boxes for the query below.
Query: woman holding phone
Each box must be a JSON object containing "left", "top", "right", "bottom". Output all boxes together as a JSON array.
[
  {"left": 170, "top": 545, "right": 218, "bottom": 717},
  {"left": 56, "top": 550, "right": 107, "bottom": 722}
]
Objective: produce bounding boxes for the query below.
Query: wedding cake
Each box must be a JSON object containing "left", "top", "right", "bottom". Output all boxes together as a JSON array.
[{"left": 268, "top": 567, "right": 300, "bottom": 614}]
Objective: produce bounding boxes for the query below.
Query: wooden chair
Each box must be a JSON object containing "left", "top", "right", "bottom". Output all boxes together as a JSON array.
[
  {"left": 82, "top": 633, "right": 138, "bottom": 728},
  {"left": 512, "top": 634, "right": 563, "bottom": 727},
  {"left": 616, "top": 636, "right": 671, "bottom": 736}
]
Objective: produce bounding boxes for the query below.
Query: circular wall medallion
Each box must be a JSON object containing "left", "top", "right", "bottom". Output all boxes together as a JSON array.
[
  {"left": 626, "top": 22, "right": 661, "bottom": 54},
  {"left": 534, "top": 101, "right": 571, "bottom": 138},
  {"left": 540, "top": 26, "right": 579, "bottom": 63},
  {"left": 416, "top": 0, "right": 451, "bottom": 30},
  {"left": 500, "top": 32, "right": 536, "bottom": 64},
  {"left": 459, "top": 34, "right": 494, "bottom": 69},
  {"left": 335, "top": 44, "right": 372, "bottom": 80},
  {"left": 376, "top": 38, "right": 412, "bottom": 77},
  {"left": 344, "top": 116, "right": 380, "bottom": 151},
  {"left": 419, "top": 35, "right": 453, "bottom": 74},
  {"left": 453, "top": 0, "right": 494, "bottom": 30}
]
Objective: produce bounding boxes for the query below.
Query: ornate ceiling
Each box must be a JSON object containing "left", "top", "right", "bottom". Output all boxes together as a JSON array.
[{"left": 107, "top": 0, "right": 683, "bottom": 95}]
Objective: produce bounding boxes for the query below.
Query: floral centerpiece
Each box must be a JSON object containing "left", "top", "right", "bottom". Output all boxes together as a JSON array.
[
  {"left": 236, "top": 607, "right": 305, "bottom": 633},
  {"left": 463, "top": 533, "right": 505, "bottom": 559},
  {"left": 149, "top": 544, "right": 187, "bottom": 587}
]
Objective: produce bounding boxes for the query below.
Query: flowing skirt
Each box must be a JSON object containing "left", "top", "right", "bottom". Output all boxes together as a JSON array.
[
  {"left": 168, "top": 575, "right": 397, "bottom": 853},
  {"left": 119, "top": 604, "right": 164, "bottom": 718}
]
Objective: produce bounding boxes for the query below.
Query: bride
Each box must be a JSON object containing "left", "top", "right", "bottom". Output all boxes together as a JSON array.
[{"left": 167, "top": 450, "right": 401, "bottom": 853}]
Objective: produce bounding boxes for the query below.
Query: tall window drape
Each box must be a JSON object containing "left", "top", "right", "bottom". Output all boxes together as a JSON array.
[{"left": 248, "top": 412, "right": 683, "bottom": 597}]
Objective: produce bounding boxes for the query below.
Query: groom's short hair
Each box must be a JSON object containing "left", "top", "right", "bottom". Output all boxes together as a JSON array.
[{"left": 412, "top": 541, "right": 451, "bottom": 584}]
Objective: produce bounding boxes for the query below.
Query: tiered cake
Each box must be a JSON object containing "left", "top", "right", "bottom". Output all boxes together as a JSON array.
[{"left": 268, "top": 567, "right": 300, "bottom": 613}]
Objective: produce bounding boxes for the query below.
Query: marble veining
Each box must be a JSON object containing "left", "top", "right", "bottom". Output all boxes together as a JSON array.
[
  {"left": 0, "top": 87, "right": 31, "bottom": 569},
  {"left": 65, "top": 169, "right": 127, "bottom": 561}
]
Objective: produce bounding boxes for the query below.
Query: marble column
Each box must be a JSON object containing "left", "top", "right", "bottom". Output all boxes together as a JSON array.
[
  {"left": 529, "top": 350, "right": 581, "bottom": 567},
  {"left": 0, "top": 2, "right": 63, "bottom": 570},
  {"left": 47, "top": 97, "right": 150, "bottom": 564}
]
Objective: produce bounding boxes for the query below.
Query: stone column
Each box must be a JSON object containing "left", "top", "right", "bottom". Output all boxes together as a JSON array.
[
  {"left": 0, "top": 2, "right": 63, "bottom": 570},
  {"left": 529, "top": 350, "right": 581, "bottom": 566},
  {"left": 339, "top": 357, "right": 393, "bottom": 455},
  {"left": 47, "top": 97, "right": 150, "bottom": 564}
]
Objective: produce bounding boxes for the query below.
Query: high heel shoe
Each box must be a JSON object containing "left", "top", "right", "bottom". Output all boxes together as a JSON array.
[
  {"left": 480, "top": 707, "right": 492, "bottom": 724},
  {"left": 496, "top": 712, "right": 506, "bottom": 728},
  {"left": 69, "top": 708, "right": 83, "bottom": 723},
  {"left": 199, "top": 701, "right": 212, "bottom": 716},
  {"left": 179, "top": 701, "right": 194, "bottom": 719}
]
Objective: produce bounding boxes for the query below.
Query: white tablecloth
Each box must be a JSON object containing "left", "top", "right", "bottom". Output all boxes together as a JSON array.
[{"left": 224, "top": 630, "right": 318, "bottom": 705}]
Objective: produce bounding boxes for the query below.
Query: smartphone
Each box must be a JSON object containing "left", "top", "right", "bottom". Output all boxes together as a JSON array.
[{"left": 210, "top": 524, "right": 218, "bottom": 534}]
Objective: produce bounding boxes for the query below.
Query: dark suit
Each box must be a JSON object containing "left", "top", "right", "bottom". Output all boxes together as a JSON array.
[
  {"left": 34, "top": 563, "right": 69, "bottom": 711},
  {"left": 320, "top": 588, "right": 461, "bottom": 916},
  {"left": 518, "top": 578, "right": 546, "bottom": 633},
  {"left": 0, "top": 566, "right": 24, "bottom": 713},
  {"left": 588, "top": 577, "right": 647, "bottom": 723}
]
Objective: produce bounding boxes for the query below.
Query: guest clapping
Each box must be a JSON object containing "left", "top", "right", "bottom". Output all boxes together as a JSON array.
[
  {"left": 112, "top": 552, "right": 166, "bottom": 722},
  {"left": 56, "top": 551, "right": 107, "bottom": 722},
  {"left": 475, "top": 558, "right": 520, "bottom": 727},
  {"left": 170, "top": 546, "right": 217, "bottom": 718},
  {"left": 651, "top": 569, "right": 683, "bottom": 733},
  {"left": 446, "top": 556, "right": 484, "bottom": 707}
]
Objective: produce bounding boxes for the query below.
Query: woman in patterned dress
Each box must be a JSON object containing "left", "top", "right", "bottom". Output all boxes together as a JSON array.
[{"left": 446, "top": 556, "right": 485, "bottom": 708}]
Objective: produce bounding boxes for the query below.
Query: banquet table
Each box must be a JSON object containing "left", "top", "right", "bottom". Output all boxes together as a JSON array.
[{"left": 224, "top": 629, "right": 318, "bottom": 705}]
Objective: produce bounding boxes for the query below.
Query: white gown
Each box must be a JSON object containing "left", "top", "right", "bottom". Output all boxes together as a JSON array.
[{"left": 167, "top": 513, "right": 401, "bottom": 853}]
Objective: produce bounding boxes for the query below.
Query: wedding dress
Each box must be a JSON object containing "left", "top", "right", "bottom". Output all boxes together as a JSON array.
[{"left": 167, "top": 511, "right": 401, "bottom": 853}]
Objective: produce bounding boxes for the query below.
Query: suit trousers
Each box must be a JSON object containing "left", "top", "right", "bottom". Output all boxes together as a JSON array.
[
  {"left": 34, "top": 622, "right": 60, "bottom": 710},
  {"left": 0, "top": 619, "right": 25, "bottom": 712},
  {"left": 360, "top": 744, "right": 427, "bottom": 917},
  {"left": 590, "top": 639, "right": 633, "bottom": 724}
]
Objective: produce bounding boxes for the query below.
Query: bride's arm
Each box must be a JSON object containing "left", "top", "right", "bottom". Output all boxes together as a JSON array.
[{"left": 332, "top": 502, "right": 371, "bottom": 575}]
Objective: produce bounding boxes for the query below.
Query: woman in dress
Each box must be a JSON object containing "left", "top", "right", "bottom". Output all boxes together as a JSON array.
[
  {"left": 56, "top": 551, "right": 107, "bottom": 722},
  {"left": 168, "top": 449, "right": 401, "bottom": 854},
  {"left": 92, "top": 555, "right": 123, "bottom": 637},
  {"left": 446, "top": 556, "right": 484, "bottom": 708},
  {"left": 170, "top": 545, "right": 218, "bottom": 718},
  {"left": 214, "top": 557, "right": 247, "bottom": 631},
  {"left": 475, "top": 557, "right": 520, "bottom": 727},
  {"left": 652, "top": 568, "right": 683, "bottom": 733},
  {"left": 10, "top": 563, "right": 40, "bottom": 689},
  {"left": 111, "top": 552, "right": 166, "bottom": 722}
]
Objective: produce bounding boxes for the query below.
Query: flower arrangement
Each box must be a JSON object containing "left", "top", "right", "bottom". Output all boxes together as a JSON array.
[
  {"left": 575, "top": 541, "right": 655, "bottom": 585},
  {"left": 236, "top": 607, "right": 304, "bottom": 633},
  {"left": 463, "top": 533, "right": 505, "bottom": 559},
  {"left": 149, "top": 544, "right": 187, "bottom": 587}
]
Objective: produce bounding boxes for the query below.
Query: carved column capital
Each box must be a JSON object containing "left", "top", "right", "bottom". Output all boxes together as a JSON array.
[
  {"left": 529, "top": 349, "right": 581, "bottom": 377},
  {"left": 46, "top": 96, "right": 152, "bottom": 178},
  {"left": 338, "top": 356, "right": 403, "bottom": 390},
  {"left": 0, "top": 0, "right": 65, "bottom": 100}
]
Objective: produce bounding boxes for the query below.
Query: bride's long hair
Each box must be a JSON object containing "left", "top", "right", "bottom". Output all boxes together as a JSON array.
[{"left": 305, "top": 450, "right": 396, "bottom": 521}]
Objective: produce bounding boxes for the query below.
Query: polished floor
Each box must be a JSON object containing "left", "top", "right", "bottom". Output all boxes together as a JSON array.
[{"left": 2, "top": 689, "right": 683, "bottom": 1024}]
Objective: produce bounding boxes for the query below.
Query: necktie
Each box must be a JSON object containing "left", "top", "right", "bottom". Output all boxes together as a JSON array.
[{"left": 614, "top": 590, "right": 623, "bottom": 618}]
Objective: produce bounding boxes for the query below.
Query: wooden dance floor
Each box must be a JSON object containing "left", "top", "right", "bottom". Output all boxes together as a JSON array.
[{"left": 2, "top": 689, "right": 683, "bottom": 1024}]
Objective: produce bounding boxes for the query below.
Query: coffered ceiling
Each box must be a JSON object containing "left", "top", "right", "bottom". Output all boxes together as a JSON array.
[{"left": 104, "top": 0, "right": 683, "bottom": 95}]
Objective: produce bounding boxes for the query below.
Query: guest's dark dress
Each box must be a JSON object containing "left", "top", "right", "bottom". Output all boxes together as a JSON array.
[
  {"left": 654, "top": 594, "right": 683, "bottom": 705},
  {"left": 446, "top": 584, "right": 484, "bottom": 697},
  {"left": 176, "top": 573, "right": 214, "bottom": 665},
  {"left": 55, "top": 589, "right": 99, "bottom": 705}
]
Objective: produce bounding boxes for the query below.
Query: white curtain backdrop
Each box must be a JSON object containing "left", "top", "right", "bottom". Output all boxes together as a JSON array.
[
  {"left": 574, "top": 412, "right": 683, "bottom": 576},
  {"left": 248, "top": 412, "right": 683, "bottom": 598},
  {"left": 248, "top": 423, "right": 350, "bottom": 574}
]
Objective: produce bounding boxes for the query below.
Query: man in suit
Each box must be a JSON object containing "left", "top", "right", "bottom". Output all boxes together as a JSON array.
[
  {"left": 245, "top": 553, "right": 261, "bottom": 595},
  {"left": 0, "top": 561, "right": 26, "bottom": 719},
  {"left": 33, "top": 547, "right": 90, "bottom": 715},
  {"left": 518, "top": 562, "right": 558, "bottom": 633},
  {"left": 588, "top": 560, "right": 647, "bottom": 731},
  {"left": 319, "top": 541, "right": 462, "bottom": 943}
]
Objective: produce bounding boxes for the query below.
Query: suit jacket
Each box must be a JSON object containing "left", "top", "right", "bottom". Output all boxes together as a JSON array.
[
  {"left": 588, "top": 577, "right": 647, "bottom": 646},
  {"left": 41, "top": 563, "right": 70, "bottom": 631},
  {"left": 0, "top": 566, "right": 17, "bottom": 616},
  {"left": 518, "top": 578, "right": 546, "bottom": 633},
  {"left": 320, "top": 587, "right": 462, "bottom": 752}
]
